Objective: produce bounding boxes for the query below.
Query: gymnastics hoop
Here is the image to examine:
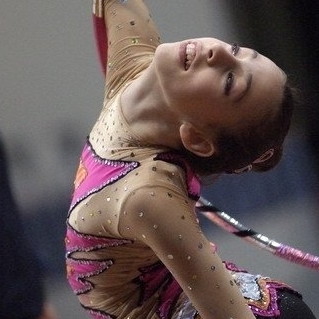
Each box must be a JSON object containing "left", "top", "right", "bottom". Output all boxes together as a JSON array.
[{"left": 196, "top": 196, "right": 319, "bottom": 272}]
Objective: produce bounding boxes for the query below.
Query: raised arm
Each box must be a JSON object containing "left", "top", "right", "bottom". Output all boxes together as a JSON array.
[{"left": 93, "top": 0, "right": 161, "bottom": 96}]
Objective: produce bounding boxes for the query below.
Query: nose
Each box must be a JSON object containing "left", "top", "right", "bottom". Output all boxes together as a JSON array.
[{"left": 206, "top": 44, "right": 237, "bottom": 68}]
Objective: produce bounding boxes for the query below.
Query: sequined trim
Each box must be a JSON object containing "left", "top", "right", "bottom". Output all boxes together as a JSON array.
[
  {"left": 173, "top": 262, "right": 300, "bottom": 319},
  {"left": 66, "top": 257, "right": 114, "bottom": 295},
  {"left": 69, "top": 140, "right": 139, "bottom": 212},
  {"left": 225, "top": 262, "right": 299, "bottom": 317},
  {"left": 177, "top": 300, "right": 198, "bottom": 319},
  {"left": 65, "top": 225, "right": 133, "bottom": 255},
  {"left": 82, "top": 304, "right": 116, "bottom": 319},
  {"left": 65, "top": 226, "right": 133, "bottom": 295}
]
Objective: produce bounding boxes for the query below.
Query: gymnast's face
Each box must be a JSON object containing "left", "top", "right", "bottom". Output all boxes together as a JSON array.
[{"left": 153, "top": 37, "right": 286, "bottom": 130}]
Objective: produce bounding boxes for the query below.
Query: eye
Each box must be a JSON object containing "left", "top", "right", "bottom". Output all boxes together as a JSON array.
[
  {"left": 224, "top": 72, "right": 234, "bottom": 96},
  {"left": 231, "top": 43, "right": 240, "bottom": 56}
]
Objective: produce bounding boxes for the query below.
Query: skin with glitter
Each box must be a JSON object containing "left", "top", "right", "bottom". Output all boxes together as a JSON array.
[{"left": 65, "top": 1, "right": 316, "bottom": 319}]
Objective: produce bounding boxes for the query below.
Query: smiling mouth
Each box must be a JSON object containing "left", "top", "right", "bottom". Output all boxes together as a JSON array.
[{"left": 185, "top": 43, "right": 196, "bottom": 70}]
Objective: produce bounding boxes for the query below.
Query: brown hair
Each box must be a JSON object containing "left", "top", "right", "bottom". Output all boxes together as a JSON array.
[{"left": 179, "top": 82, "right": 294, "bottom": 176}]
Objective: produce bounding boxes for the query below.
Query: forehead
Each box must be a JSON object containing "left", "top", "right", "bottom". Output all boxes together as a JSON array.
[
  {"left": 248, "top": 54, "right": 286, "bottom": 107},
  {"left": 231, "top": 48, "right": 287, "bottom": 125}
]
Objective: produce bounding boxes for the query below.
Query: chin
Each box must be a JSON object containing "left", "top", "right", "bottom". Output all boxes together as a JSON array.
[{"left": 154, "top": 44, "right": 179, "bottom": 73}]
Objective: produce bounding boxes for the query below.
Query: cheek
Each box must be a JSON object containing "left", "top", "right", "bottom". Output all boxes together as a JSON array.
[
  {"left": 162, "top": 68, "right": 222, "bottom": 112},
  {"left": 189, "top": 80, "right": 219, "bottom": 109},
  {"left": 192, "top": 69, "right": 220, "bottom": 97}
]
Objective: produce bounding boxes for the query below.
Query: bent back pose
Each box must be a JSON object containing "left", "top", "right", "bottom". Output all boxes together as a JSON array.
[{"left": 65, "top": 1, "right": 316, "bottom": 318}]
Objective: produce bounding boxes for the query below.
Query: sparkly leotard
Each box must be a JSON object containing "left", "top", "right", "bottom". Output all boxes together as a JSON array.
[{"left": 65, "top": 1, "right": 305, "bottom": 319}]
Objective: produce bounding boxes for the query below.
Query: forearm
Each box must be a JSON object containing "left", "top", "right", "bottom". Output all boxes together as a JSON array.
[{"left": 95, "top": 0, "right": 160, "bottom": 92}]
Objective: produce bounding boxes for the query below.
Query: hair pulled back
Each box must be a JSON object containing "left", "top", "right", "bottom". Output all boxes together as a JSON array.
[{"left": 180, "top": 82, "right": 294, "bottom": 176}]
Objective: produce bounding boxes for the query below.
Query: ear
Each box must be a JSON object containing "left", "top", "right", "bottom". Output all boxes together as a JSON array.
[{"left": 179, "top": 122, "right": 215, "bottom": 157}]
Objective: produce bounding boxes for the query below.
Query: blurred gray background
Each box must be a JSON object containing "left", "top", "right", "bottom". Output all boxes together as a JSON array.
[{"left": 1, "top": 0, "right": 318, "bottom": 318}]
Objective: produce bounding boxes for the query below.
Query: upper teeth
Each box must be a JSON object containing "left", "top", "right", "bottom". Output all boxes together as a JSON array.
[{"left": 185, "top": 43, "right": 196, "bottom": 70}]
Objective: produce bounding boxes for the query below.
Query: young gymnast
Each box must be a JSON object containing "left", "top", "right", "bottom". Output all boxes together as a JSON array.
[{"left": 65, "top": 1, "right": 316, "bottom": 318}]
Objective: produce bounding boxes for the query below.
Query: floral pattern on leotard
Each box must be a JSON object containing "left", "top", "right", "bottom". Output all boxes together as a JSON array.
[
  {"left": 65, "top": 226, "right": 133, "bottom": 319},
  {"left": 65, "top": 226, "right": 133, "bottom": 295}
]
